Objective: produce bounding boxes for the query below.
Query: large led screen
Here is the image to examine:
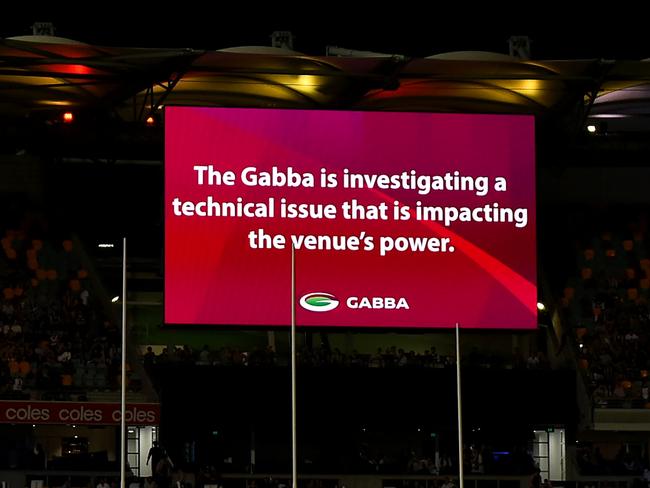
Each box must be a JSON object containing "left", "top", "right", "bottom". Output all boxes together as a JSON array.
[{"left": 165, "top": 107, "right": 536, "bottom": 328}]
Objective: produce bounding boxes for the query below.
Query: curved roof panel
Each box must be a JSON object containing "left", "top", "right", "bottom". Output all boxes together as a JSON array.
[{"left": 0, "top": 38, "right": 649, "bottom": 131}]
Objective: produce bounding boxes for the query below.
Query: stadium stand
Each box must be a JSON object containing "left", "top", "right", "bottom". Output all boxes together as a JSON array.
[
  {"left": 5, "top": 23, "right": 650, "bottom": 488},
  {"left": 562, "top": 214, "right": 650, "bottom": 408}
]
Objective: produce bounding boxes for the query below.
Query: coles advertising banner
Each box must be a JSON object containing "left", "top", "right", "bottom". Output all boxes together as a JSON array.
[
  {"left": 165, "top": 107, "right": 536, "bottom": 328},
  {"left": 0, "top": 400, "right": 160, "bottom": 425}
]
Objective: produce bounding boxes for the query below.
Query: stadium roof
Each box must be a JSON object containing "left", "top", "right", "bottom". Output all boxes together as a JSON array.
[{"left": 2, "top": 37, "right": 650, "bottom": 133}]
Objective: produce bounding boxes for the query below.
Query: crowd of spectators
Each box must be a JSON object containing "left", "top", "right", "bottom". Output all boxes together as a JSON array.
[
  {"left": 142, "top": 344, "right": 550, "bottom": 371},
  {"left": 577, "top": 444, "right": 649, "bottom": 476},
  {"left": 403, "top": 444, "right": 537, "bottom": 477},
  {"left": 0, "top": 224, "right": 128, "bottom": 400},
  {"left": 561, "top": 225, "right": 650, "bottom": 407},
  {"left": 183, "top": 441, "right": 535, "bottom": 480}
]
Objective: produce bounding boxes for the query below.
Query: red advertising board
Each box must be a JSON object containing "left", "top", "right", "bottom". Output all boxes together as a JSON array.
[
  {"left": 165, "top": 107, "right": 536, "bottom": 329},
  {"left": 0, "top": 400, "right": 160, "bottom": 425}
]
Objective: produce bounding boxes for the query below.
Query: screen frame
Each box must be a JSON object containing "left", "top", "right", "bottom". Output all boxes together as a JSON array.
[{"left": 162, "top": 105, "right": 538, "bottom": 331}]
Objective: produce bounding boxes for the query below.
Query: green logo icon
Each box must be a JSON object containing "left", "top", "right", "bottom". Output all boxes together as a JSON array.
[{"left": 299, "top": 292, "right": 340, "bottom": 312}]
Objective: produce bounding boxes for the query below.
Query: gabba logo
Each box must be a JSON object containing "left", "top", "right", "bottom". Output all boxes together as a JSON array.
[{"left": 299, "top": 293, "right": 340, "bottom": 312}]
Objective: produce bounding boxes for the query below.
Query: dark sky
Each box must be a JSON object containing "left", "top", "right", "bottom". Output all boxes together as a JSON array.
[{"left": 1, "top": 8, "right": 648, "bottom": 60}]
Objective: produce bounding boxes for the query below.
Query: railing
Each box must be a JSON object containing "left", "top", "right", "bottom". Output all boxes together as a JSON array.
[
  {"left": 557, "top": 478, "right": 638, "bottom": 488},
  {"left": 2, "top": 472, "right": 641, "bottom": 488},
  {"left": 215, "top": 475, "right": 641, "bottom": 488},
  {"left": 594, "top": 398, "right": 648, "bottom": 409},
  {"left": 0, "top": 470, "right": 119, "bottom": 488},
  {"left": 217, "top": 474, "right": 530, "bottom": 488}
]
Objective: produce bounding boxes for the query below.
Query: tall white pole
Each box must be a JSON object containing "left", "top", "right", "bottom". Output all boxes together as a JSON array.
[
  {"left": 121, "top": 237, "right": 127, "bottom": 488},
  {"left": 455, "top": 322, "right": 464, "bottom": 488},
  {"left": 291, "top": 244, "right": 297, "bottom": 488}
]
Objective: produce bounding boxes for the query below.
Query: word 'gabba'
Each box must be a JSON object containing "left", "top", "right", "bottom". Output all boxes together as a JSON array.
[
  {"left": 194, "top": 166, "right": 314, "bottom": 187},
  {"left": 347, "top": 297, "right": 409, "bottom": 309}
]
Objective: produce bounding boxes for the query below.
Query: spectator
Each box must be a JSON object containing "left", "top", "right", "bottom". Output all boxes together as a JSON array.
[
  {"left": 97, "top": 478, "right": 111, "bottom": 488},
  {"left": 147, "top": 441, "right": 164, "bottom": 472},
  {"left": 441, "top": 477, "right": 455, "bottom": 488},
  {"left": 144, "top": 347, "right": 156, "bottom": 368}
]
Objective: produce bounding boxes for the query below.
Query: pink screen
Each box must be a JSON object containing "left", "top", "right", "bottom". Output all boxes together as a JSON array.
[{"left": 165, "top": 107, "right": 536, "bottom": 328}]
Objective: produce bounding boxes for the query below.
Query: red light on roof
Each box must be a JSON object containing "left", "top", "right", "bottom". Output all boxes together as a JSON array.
[
  {"left": 62, "top": 112, "right": 74, "bottom": 123},
  {"left": 33, "top": 63, "right": 100, "bottom": 75}
]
